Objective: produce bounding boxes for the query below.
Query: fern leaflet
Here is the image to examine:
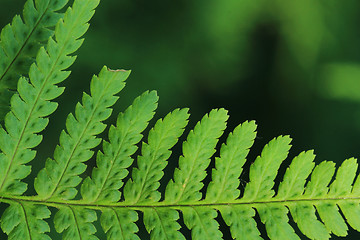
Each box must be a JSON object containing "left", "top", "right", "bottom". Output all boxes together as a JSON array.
[
  {"left": 0, "top": 0, "right": 98, "bottom": 196},
  {"left": 81, "top": 90, "right": 159, "bottom": 203},
  {"left": 35, "top": 66, "right": 128, "bottom": 200},
  {"left": 0, "top": 0, "right": 69, "bottom": 119},
  {"left": 165, "top": 108, "right": 229, "bottom": 204},
  {"left": 124, "top": 108, "right": 189, "bottom": 204},
  {"left": 206, "top": 120, "right": 257, "bottom": 202}
]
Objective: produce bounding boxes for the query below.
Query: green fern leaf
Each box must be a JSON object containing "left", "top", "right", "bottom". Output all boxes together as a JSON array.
[
  {"left": 329, "top": 158, "right": 357, "bottom": 196},
  {"left": 337, "top": 159, "right": 360, "bottom": 232},
  {"left": 3, "top": 0, "right": 360, "bottom": 239},
  {"left": 182, "top": 206, "right": 222, "bottom": 240},
  {"left": 352, "top": 167, "right": 360, "bottom": 195},
  {"left": 124, "top": 108, "right": 189, "bottom": 204},
  {"left": 35, "top": 66, "right": 128, "bottom": 200},
  {"left": 0, "top": 0, "right": 69, "bottom": 119},
  {"left": 314, "top": 159, "right": 357, "bottom": 236},
  {"left": 206, "top": 120, "right": 257, "bottom": 202},
  {"left": 304, "top": 161, "right": 335, "bottom": 198},
  {"left": 257, "top": 204, "right": 299, "bottom": 240},
  {"left": 0, "top": 0, "right": 98, "bottom": 196},
  {"left": 316, "top": 202, "right": 348, "bottom": 237},
  {"left": 101, "top": 208, "right": 139, "bottom": 240},
  {"left": 339, "top": 200, "right": 360, "bottom": 232},
  {"left": 54, "top": 206, "right": 97, "bottom": 240},
  {"left": 219, "top": 205, "right": 261, "bottom": 240},
  {"left": 288, "top": 161, "right": 335, "bottom": 239},
  {"left": 0, "top": 202, "right": 50, "bottom": 240},
  {"left": 165, "top": 108, "right": 228, "bottom": 204},
  {"left": 144, "top": 208, "right": 184, "bottom": 240},
  {"left": 276, "top": 150, "right": 315, "bottom": 199},
  {"left": 79, "top": 90, "right": 158, "bottom": 240},
  {"left": 243, "top": 135, "right": 292, "bottom": 201},
  {"left": 81, "top": 90, "right": 159, "bottom": 203},
  {"left": 289, "top": 202, "right": 330, "bottom": 239}
]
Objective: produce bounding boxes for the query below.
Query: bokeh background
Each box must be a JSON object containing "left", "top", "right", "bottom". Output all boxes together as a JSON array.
[{"left": 2, "top": 0, "right": 360, "bottom": 239}]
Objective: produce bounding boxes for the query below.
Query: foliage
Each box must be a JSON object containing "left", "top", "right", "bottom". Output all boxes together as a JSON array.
[
  {"left": 0, "top": 0, "right": 69, "bottom": 120},
  {"left": 1, "top": 0, "right": 360, "bottom": 239}
]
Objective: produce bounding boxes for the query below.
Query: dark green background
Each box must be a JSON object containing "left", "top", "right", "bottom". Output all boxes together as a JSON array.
[{"left": 2, "top": 0, "right": 360, "bottom": 239}]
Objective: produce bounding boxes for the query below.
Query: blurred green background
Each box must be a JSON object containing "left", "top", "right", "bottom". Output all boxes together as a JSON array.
[{"left": 2, "top": 0, "right": 360, "bottom": 239}]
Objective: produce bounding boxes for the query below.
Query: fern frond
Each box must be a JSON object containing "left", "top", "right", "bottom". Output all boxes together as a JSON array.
[
  {"left": 165, "top": 108, "right": 229, "bottom": 204},
  {"left": 0, "top": 202, "right": 50, "bottom": 240},
  {"left": 0, "top": 0, "right": 69, "bottom": 119},
  {"left": 81, "top": 90, "right": 159, "bottom": 203},
  {"left": 3, "top": 1, "right": 360, "bottom": 239},
  {"left": 124, "top": 108, "right": 189, "bottom": 204},
  {"left": 0, "top": 0, "right": 98, "bottom": 196},
  {"left": 35, "top": 66, "right": 128, "bottom": 200},
  {"left": 3, "top": 78, "right": 360, "bottom": 239}
]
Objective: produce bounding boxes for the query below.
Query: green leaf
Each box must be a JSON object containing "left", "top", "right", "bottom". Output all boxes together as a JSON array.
[
  {"left": 54, "top": 206, "right": 97, "bottom": 240},
  {"left": 289, "top": 203, "right": 330, "bottom": 240},
  {"left": 144, "top": 208, "right": 185, "bottom": 240},
  {"left": 219, "top": 205, "right": 261, "bottom": 240},
  {"left": 2, "top": 1, "right": 360, "bottom": 239},
  {"left": 304, "top": 161, "right": 335, "bottom": 198},
  {"left": 339, "top": 201, "right": 360, "bottom": 232},
  {"left": 315, "top": 202, "right": 348, "bottom": 236},
  {"left": 165, "top": 108, "right": 228, "bottom": 203},
  {"left": 314, "top": 158, "right": 357, "bottom": 236},
  {"left": 243, "top": 136, "right": 292, "bottom": 201},
  {"left": 258, "top": 204, "right": 300, "bottom": 240},
  {"left": 182, "top": 207, "right": 222, "bottom": 240},
  {"left": 101, "top": 208, "right": 139, "bottom": 240},
  {"left": 35, "top": 66, "right": 128, "bottom": 200},
  {"left": 0, "top": 0, "right": 69, "bottom": 119},
  {"left": 81, "top": 90, "right": 158, "bottom": 203},
  {"left": 0, "top": 0, "right": 99, "bottom": 197},
  {"left": 206, "top": 120, "right": 257, "bottom": 202},
  {"left": 329, "top": 158, "right": 357, "bottom": 197},
  {"left": 276, "top": 150, "right": 316, "bottom": 199},
  {"left": 0, "top": 202, "right": 51, "bottom": 240},
  {"left": 124, "top": 108, "right": 189, "bottom": 204}
]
